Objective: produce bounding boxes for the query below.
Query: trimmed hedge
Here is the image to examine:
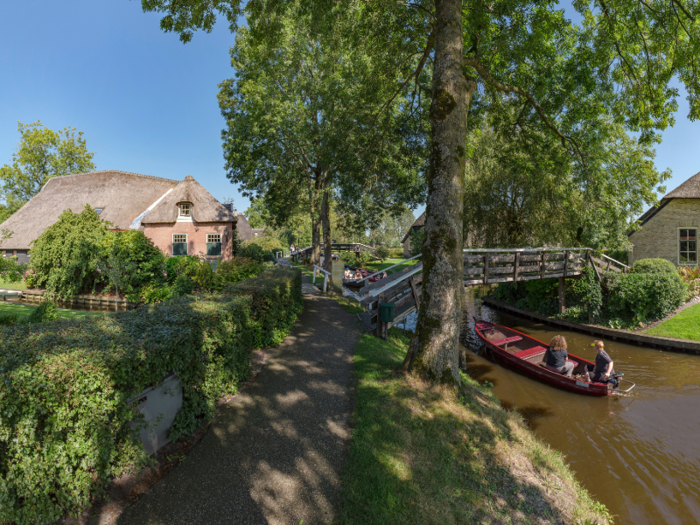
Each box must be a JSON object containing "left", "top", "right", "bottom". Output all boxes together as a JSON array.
[
  {"left": 605, "top": 271, "right": 685, "bottom": 323},
  {"left": 0, "top": 267, "right": 302, "bottom": 524},
  {"left": 632, "top": 257, "right": 677, "bottom": 274}
]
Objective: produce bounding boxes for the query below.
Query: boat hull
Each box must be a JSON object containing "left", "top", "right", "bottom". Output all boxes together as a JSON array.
[{"left": 474, "top": 319, "right": 611, "bottom": 396}]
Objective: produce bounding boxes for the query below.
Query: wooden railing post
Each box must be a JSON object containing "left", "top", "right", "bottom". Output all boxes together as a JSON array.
[
  {"left": 563, "top": 249, "right": 569, "bottom": 278},
  {"left": 540, "top": 251, "right": 546, "bottom": 279},
  {"left": 483, "top": 255, "right": 489, "bottom": 285},
  {"left": 558, "top": 277, "right": 566, "bottom": 313},
  {"left": 514, "top": 252, "right": 520, "bottom": 282}
]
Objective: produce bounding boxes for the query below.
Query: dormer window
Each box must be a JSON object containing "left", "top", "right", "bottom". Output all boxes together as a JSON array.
[{"left": 179, "top": 203, "right": 192, "bottom": 217}]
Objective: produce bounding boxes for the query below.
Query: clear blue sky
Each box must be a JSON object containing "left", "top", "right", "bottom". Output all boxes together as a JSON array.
[{"left": 1, "top": 0, "right": 699, "bottom": 221}]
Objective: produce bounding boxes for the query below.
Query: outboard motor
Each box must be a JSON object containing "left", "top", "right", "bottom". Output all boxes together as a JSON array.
[{"left": 608, "top": 372, "right": 624, "bottom": 390}]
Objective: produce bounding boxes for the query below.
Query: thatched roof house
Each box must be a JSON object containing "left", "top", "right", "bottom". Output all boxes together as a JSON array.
[
  {"left": 629, "top": 171, "right": 700, "bottom": 266},
  {"left": 1, "top": 171, "right": 237, "bottom": 263},
  {"left": 235, "top": 212, "right": 264, "bottom": 241},
  {"left": 401, "top": 212, "right": 425, "bottom": 257}
]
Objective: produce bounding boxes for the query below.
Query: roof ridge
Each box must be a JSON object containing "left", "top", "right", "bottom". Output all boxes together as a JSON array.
[{"left": 45, "top": 170, "right": 179, "bottom": 185}]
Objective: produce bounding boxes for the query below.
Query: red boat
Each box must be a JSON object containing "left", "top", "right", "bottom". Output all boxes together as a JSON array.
[{"left": 473, "top": 318, "right": 634, "bottom": 396}]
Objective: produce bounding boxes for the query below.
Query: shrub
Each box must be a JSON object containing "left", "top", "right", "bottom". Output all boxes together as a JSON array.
[
  {"left": 173, "top": 274, "right": 196, "bottom": 296},
  {"left": 237, "top": 242, "right": 267, "bottom": 262},
  {"left": 139, "top": 283, "right": 174, "bottom": 304},
  {"left": 101, "top": 230, "right": 166, "bottom": 294},
  {"left": 23, "top": 269, "right": 37, "bottom": 288},
  {"left": 0, "top": 314, "right": 20, "bottom": 326},
  {"left": 410, "top": 228, "right": 425, "bottom": 256},
  {"left": 633, "top": 258, "right": 677, "bottom": 274},
  {"left": 0, "top": 268, "right": 302, "bottom": 524},
  {"left": 29, "top": 206, "right": 109, "bottom": 299},
  {"left": 0, "top": 257, "right": 25, "bottom": 285},
  {"left": 605, "top": 271, "right": 686, "bottom": 324},
  {"left": 27, "top": 301, "right": 59, "bottom": 323},
  {"left": 214, "top": 258, "right": 264, "bottom": 290},
  {"left": 375, "top": 246, "right": 390, "bottom": 262}
]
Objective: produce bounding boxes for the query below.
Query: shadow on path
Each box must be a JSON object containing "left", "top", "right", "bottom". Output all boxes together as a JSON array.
[{"left": 118, "top": 278, "right": 359, "bottom": 525}]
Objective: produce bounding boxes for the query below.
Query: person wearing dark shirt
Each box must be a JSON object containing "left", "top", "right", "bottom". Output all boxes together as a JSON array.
[
  {"left": 584, "top": 340, "right": 614, "bottom": 383},
  {"left": 544, "top": 335, "right": 574, "bottom": 378}
]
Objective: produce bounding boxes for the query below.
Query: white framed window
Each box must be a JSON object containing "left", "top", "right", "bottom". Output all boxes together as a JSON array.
[
  {"left": 179, "top": 203, "right": 192, "bottom": 217},
  {"left": 679, "top": 228, "right": 697, "bottom": 265},
  {"left": 207, "top": 233, "right": 222, "bottom": 256},
  {"left": 173, "top": 234, "right": 188, "bottom": 256}
]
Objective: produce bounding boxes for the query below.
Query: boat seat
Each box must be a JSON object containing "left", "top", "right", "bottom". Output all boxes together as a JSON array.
[
  {"left": 514, "top": 346, "right": 547, "bottom": 359},
  {"left": 491, "top": 335, "right": 523, "bottom": 346},
  {"left": 475, "top": 321, "right": 495, "bottom": 331}
]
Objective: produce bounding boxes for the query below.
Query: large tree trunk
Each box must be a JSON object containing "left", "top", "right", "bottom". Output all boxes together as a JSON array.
[
  {"left": 320, "top": 175, "right": 333, "bottom": 282},
  {"left": 405, "top": 0, "right": 477, "bottom": 383}
]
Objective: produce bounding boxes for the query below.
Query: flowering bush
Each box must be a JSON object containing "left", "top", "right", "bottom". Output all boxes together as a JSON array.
[{"left": 23, "top": 269, "right": 36, "bottom": 288}]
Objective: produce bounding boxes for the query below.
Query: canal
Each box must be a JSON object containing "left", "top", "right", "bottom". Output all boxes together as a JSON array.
[{"left": 460, "top": 289, "right": 700, "bottom": 525}]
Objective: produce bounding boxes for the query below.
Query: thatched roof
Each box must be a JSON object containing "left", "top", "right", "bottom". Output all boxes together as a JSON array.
[
  {"left": 0, "top": 170, "right": 178, "bottom": 250},
  {"left": 401, "top": 212, "right": 426, "bottom": 243},
  {"left": 629, "top": 170, "right": 700, "bottom": 237},
  {"left": 141, "top": 175, "right": 236, "bottom": 224},
  {"left": 236, "top": 213, "right": 264, "bottom": 241},
  {"left": 664, "top": 170, "right": 700, "bottom": 199}
]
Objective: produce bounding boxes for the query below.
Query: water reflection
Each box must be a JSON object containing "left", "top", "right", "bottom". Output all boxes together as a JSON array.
[{"left": 458, "top": 288, "right": 700, "bottom": 525}]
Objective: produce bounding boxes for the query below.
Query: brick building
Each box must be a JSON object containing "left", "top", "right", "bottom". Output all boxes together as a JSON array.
[
  {"left": 0, "top": 170, "right": 236, "bottom": 262},
  {"left": 629, "top": 172, "right": 700, "bottom": 266}
]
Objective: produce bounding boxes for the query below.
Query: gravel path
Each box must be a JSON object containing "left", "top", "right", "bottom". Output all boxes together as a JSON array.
[{"left": 117, "top": 277, "right": 358, "bottom": 525}]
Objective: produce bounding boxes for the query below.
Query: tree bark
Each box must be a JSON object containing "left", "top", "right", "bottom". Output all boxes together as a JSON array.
[
  {"left": 320, "top": 174, "right": 333, "bottom": 282},
  {"left": 406, "top": 0, "right": 477, "bottom": 383}
]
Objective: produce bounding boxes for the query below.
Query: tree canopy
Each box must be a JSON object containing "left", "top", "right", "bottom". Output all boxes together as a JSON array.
[
  {"left": 139, "top": 0, "right": 700, "bottom": 383},
  {"left": 0, "top": 121, "right": 96, "bottom": 223}
]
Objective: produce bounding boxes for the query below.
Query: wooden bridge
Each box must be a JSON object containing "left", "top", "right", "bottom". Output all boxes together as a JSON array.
[
  {"left": 354, "top": 248, "right": 629, "bottom": 336},
  {"left": 290, "top": 242, "right": 376, "bottom": 261}
]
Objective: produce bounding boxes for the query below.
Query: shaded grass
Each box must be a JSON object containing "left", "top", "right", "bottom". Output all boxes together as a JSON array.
[
  {"left": 0, "top": 302, "right": 105, "bottom": 320},
  {"left": 341, "top": 329, "right": 610, "bottom": 525},
  {"left": 0, "top": 277, "right": 27, "bottom": 290},
  {"left": 289, "top": 261, "right": 364, "bottom": 314},
  {"left": 644, "top": 302, "right": 700, "bottom": 340}
]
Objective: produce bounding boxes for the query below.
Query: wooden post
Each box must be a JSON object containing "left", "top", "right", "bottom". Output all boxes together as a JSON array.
[
  {"left": 540, "top": 251, "right": 546, "bottom": 279},
  {"left": 483, "top": 255, "right": 489, "bottom": 285},
  {"left": 376, "top": 293, "right": 383, "bottom": 337},
  {"left": 514, "top": 252, "right": 520, "bottom": 282},
  {"left": 563, "top": 249, "right": 569, "bottom": 278},
  {"left": 409, "top": 275, "right": 421, "bottom": 307},
  {"left": 558, "top": 277, "right": 566, "bottom": 314},
  {"left": 588, "top": 251, "right": 602, "bottom": 282}
]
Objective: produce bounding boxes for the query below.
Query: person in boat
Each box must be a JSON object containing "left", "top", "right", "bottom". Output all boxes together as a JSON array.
[
  {"left": 354, "top": 269, "right": 363, "bottom": 280},
  {"left": 344, "top": 267, "right": 353, "bottom": 280},
  {"left": 584, "top": 340, "right": 614, "bottom": 383},
  {"left": 543, "top": 335, "right": 574, "bottom": 378}
]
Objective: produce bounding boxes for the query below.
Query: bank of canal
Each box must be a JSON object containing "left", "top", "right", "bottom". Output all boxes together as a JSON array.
[{"left": 460, "top": 290, "right": 700, "bottom": 525}]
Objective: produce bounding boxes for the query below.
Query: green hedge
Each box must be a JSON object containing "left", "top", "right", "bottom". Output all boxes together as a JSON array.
[
  {"left": 605, "top": 271, "right": 685, "bottom": 323},
  {"left": 0, "top": 267, "right": 302, "bottom": 524},
  {"left": 632, "top": 258, "right": 677, "bottom": 274}
]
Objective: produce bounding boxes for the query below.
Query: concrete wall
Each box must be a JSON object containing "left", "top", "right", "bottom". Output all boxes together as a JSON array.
[
  {"left": 144, "top": 221, "right": 236, "bottom": 261},
  {"left": 630, "top": 198, "right": 700, "bottom": 265}
]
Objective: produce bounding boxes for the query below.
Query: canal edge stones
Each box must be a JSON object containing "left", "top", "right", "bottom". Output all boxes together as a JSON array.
[{"left": 481, "top": 296, "right": 700, "bottom": 355}]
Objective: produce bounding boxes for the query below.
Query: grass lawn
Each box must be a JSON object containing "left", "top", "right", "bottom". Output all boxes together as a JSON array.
[
  {"left": 289, "top": 261, "right": 364, "bottom": 315},
  {"left": 0, "top": 302, "right": 105, "bottom": 321},
  {"left": 364, "top": 257, "right": 419, "bottom": 273},
  {"left": 0, "top": 278, "right": 27, "bottom": 290},
  {"left": 644, "top": 302, "right": 700, "bottom": 340},
  {"left": 340, "top": 329, "right": 610, "bottom": 525}
]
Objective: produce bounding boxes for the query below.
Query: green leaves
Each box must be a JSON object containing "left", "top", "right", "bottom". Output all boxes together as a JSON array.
[
  {"left": 0, "top": 268, "right": 303, "bottom": 523},
  {"left": 0, "top": 121, "right": 95, "bottom": 221}
]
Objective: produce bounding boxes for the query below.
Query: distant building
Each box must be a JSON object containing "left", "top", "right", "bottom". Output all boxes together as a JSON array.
[
  {"left": 235, "top": 212, "right": 264, "bottom": 241},
  {"left": 0, "top": 170, "right": 237, "bottom": 263},
  {"left": 401, "top": 212, "right": 426, "bottom": 257},
  {"left": 629, "top": 171, "right": 700, "bottom": 266}
]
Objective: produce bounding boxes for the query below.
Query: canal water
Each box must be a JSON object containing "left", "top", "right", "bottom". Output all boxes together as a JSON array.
[{"left": 458, "top": 289, "right": 700, "bottom": 525}]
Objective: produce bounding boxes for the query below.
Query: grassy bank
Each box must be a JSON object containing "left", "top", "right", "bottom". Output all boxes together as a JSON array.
[
  {"left": 0, "top": 277, "right": 27, "bottom": 290},
  {"left": 644, "top": 302, "right": 700, "bottom": 340},
  {"left": 341, "top": 329, "right": 610, "bottom": 525},
  {"left": 289, "top": 261, "right": 364, "bottom": 314},
  {"left": 0, "top": 301, "right": 104, "bottom": 320}
]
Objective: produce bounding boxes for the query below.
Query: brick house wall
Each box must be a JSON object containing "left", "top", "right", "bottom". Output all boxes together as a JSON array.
[
  {"left": 629, "top": 198, "right": 700, "bottom": 265},
  {"left": 143, "top": 221, "right": 236, "bottom": 261}
]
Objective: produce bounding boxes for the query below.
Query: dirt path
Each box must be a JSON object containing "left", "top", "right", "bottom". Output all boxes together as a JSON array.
[{"left": 117, "top": 277, "right": 359, "bottom": 525}]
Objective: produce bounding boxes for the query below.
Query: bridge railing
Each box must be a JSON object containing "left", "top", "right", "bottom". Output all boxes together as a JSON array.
[{"left": 312, "top": 265, "right": 331, "bottom": 292}]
